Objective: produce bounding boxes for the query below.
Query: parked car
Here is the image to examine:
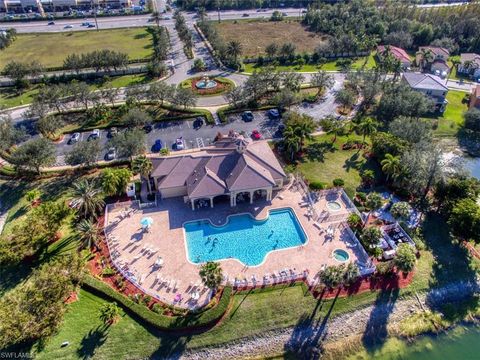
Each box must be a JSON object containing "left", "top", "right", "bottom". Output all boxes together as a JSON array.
[
  {"left": 242, "top": 13, "right": 250, "bottom": 17},
  {"left": 152, "top": 139, "right": 163, "bottom": 152},
  {"left": 143, "top": 123, "right": 153, "bottom": 133},
  {"left": 64, "top": 24, "right": 73, "bottom": 29},
  {"left": 251, "top": 130, "right": 262, "bottom": 140},
  {"left": 175, "top": 137, "right": 184, "bottom": 150},
  {"left": 69, "top": 132, "right": 80, "bottom": 144},
  {"left": 106, "top": 147, "right": 116, "bottom": 160},
  {"left": 275, "top": 124, "right": 285, "bottom": 137},
  {"left": 193, "top": 117, "right": 204, "bottom": 129},
  {"left": 242, "top": 111, "right": 254, "bottom": 122},
  {"left": 47, "top": 21, "right": 55, "bottom": 25},
  {"left": 88, "top": 129, "right": 100, "bottom": 141},
  {"left": 267, "top": 108, "right": 280, "bottom": 118},
  {"left": 87, "top": 24, "right": 95, "bottom": 28},
  {"left": 107, "top": 127, "right": 118, "bottom": 138}
]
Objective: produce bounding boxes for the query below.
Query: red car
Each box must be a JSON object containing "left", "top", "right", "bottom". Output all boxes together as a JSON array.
[{"left": 251, "top": 130, "right": 262, "bottom": 140}]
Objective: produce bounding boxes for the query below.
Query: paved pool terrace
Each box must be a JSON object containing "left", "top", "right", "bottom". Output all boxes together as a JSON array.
[{"left": 104, "top": 186, "right": 373, "bottom": 309}]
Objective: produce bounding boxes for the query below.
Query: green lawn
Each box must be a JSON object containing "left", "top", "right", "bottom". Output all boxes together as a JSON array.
[
  {"left": 431, "top": 90, "right": 469, "bottom": 137},
  {"left": 0, "top": 28, "right": 152, "bottom": 68},
  {"left": 243, "top": 53, "right": 377, "bottom": 74},
  {"left": 0, "top": 74, "right": 153, "bottom": 109},
  {"left": 295, "top": 134, "right": 382, "bottom": 197}
]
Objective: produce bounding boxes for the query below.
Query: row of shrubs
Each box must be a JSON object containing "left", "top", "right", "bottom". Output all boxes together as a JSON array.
[
  {"left": 83, "top": 275, "right": 232, "bottom": 330},
  {"left": 309, "top": 178, "right": 345, "bottom": 190}
]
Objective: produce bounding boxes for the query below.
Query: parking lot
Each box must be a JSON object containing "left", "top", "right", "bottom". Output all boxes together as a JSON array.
[{"left": 53, "top": 109, "right": 284, "bottom": 166}]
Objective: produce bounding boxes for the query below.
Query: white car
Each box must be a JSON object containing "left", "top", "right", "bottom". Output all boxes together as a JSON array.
[
  {"left": 106, "top": 147, "right": 116, "bottom": 160},
  {"left": 88, "top": 129, "right": 100, "bottom": 141},
  {"left": 175, "top": 138, "right": 184, "bottom": 150},
  {"left": 69, "top": 132, "right": 80, "bottom": 144},
  {"left": 64, "top": 24, "right": 73, "bottom": 29}
]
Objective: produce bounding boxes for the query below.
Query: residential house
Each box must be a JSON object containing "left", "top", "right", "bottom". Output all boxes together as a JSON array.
[
  {"left": 377, "top": 45, "right": 411, "bottom": 69},
  {"left": 470, "top": 85, "right": 480, "bottom": 110},
  {"left": 457, "top": 53, "right": 480, "bottom": 81},
  {"left": 150, "top": 135, "right": 287, "bottom": 210},
  {"left": 401, "top": 73, "right": 449, "bottom": 112},
  {"left": 416, "top": 46, "right": 450, "bottom": 78}
]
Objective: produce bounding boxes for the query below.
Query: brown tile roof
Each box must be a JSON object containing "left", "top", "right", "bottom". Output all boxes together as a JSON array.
[
  {"left": 377, "top": 45, "right": 411, "bottom": 63},
  {"left": 418, "top": 46, "right": 450, "bottom": 58},
  {"left": 152, "top": 138, "right": 286, "bottom": 198}
]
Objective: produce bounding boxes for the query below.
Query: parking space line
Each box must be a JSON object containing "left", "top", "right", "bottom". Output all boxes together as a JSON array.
[{"left": 196, "top": 137, "right": 204, "bottom": 148}]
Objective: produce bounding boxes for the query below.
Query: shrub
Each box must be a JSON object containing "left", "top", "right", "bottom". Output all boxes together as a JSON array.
[
  {"left": 394, "top": 243, "right": 416, "bottom": 273},
  {"left": 347, "top": 213, "right": 363, "bottom": 230},
  {"left": 390, "top": 201, "right": 412, "bottom": 220},
  {"left": 333, "top": 178, "right": 345, "bottom": 187},
  {"left": 356, "top": 192, "right": 367, "bottom": 203},
  {"left": 376, "top": 261, "right": 394, "bottom": 276},
  {"left": 152, "top": 303, "right": 163, "bottom": 314},
  {"left": 309, "top": 181, "right": 327, "bottom": 190},
  {"left": 101, "top": 266, "right": 116, "bottom": 277}
]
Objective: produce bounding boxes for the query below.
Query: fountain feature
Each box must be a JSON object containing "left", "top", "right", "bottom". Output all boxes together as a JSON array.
[{"left": 195, "top": 74, "right": 218, "bottom": 89}]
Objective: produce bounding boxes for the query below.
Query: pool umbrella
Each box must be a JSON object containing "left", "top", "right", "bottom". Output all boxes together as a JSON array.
[{"left": 140, "top": 217, "right": 154, "bottom": 228}]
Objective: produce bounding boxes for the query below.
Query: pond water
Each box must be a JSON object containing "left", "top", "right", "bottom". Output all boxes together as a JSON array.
[
  {"left": 463, "top": 156, "right": 480, "bottom": 180},
  {"left": 347, "top": 325, "right": 480, "bottom": 360}
]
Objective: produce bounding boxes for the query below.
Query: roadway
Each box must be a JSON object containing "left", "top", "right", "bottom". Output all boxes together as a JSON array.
[{"left": 0, "top": 2, "right": 469, "bottom": 33}]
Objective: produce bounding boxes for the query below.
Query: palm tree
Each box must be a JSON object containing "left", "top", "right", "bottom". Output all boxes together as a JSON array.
[
  {"left": 132, "top": 155, "right": 153, "bottom": 194},
  {"left": 343, "top": 263, "right": 360, "bottom": 286},
  {"left": 357, "top": 117, "right": 378, "bottom": 142},
  {"left": 71, "top": 179, "right": 105, "bottom": 219},
  {"left": 226, "top": 40, "right": 243, "bottom": 64},
  {"left": 99, "top": 302, "right": 121, "bottom": 325},
  {"left": 199, "top": 261, "right": 223, "bottom": 292},
  {"left": 310, "top": 70, "right": 334, "bottom": 96},
  {"left": 283, "top": 131, "right": 301, "bottom": 161},
  {"left": 327, "top": 121, "right": 344, "bottom": 143},
  {"left": 77, "top": 219, "right": 101, "bottom": 251},
  {"left": 381, "top": 153, "right": 402, "bottom": 182},
  {"left": 418, "top": 48, "right": 434, "bottom": 71},
  {"left": 151, "top": 11, "right": 161, "bottom": 28}
]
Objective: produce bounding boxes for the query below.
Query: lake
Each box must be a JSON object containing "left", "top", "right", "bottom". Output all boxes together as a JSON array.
[{"left": 347, "top": 325, "right": 480, "bottom": 360}]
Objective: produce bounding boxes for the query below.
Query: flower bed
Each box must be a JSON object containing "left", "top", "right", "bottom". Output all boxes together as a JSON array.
[{"left": 179, "top": 76, "right": 235, "bottom": 96}]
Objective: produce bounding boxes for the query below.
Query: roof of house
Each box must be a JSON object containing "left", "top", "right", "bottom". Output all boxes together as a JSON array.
[
  {"left": 152, "top": 137, "right": 286, "bottom": 198},
  {"left": 402, "top": 72, "right": 448, "bottom": 91},
  {"left": 431, "top": 60, "right": 450, "bottom": 71},
  {"left": 473, "top": 85, "right": 480, "bottom": 99},
  {"left": 460, "top": 53, "right": 480, "bottom": 66},
  {"left": 377, "top": 45, "right": 411, "bottom": 63},
  {"left": 418, "top": 46, "right": 450, "bottom": 58}
]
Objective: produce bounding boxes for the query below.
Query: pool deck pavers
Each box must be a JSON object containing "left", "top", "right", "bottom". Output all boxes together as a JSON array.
[{"left": 104, "top": 188, "right": 370, "bottom": 309}]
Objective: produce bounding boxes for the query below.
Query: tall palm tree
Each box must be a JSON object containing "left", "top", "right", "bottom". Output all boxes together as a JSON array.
[
  {"left": 357, "top": 117, "right": 378, "bottom": 142},
  {"left": 381, "top": 153, "right": 402, "bottom": 182},
  {"left": 71, "top": 179, "right": 105, "bottom": 219},
  {"left": 132, "top": 155, "right": 153, "bottom": 194},
  {"left": 77, "top": 219, "right": 101, "bottom": 251},
  {"left": 226, "top": 40, "right": 243, "bottom": 64},
  {"left": 151, "top": 11, "right": 161, "bottom": 28},
  {"left": 418, "top": 48, "right": 434, "bottom": 71},
  {"left": 99, "top": 302, "right": 121, "bottom": 325},
  {"left": 283, "top": 131, "right": 301, "bottom": 161},
  {"left": 327, "top": 121, "right": 344, "bottom": 143},
  {"left": 199, "top": 261, "right": 223, "bottom": 293}
]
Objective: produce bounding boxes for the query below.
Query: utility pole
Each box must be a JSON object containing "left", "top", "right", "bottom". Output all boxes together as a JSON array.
[{"left": 91, "top": 0, "right": 99, "bottom": 31}]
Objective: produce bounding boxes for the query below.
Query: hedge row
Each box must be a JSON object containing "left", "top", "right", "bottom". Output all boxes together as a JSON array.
[{"left": 82, "top": 274, "right": 232, "bottom": 330}]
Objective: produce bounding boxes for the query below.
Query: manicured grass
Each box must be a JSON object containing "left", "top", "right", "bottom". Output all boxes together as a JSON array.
[
  {"left": 430, "top": 90, "right": 469, "bottom": 137},
  {"left": 0, "top": 28, "right": 152, "bottom": 68},
  {"left": 214, "top": 19, "right": 326, "bottom": 58},
  {"left": 0, "top": 74, "right": 153, "bottom": 109},
  {"left": 295, "top": 134, "right": 382, "bottom": 197},
  {"left": 243, "top": 53, "right": 376, "bottom": 74}
]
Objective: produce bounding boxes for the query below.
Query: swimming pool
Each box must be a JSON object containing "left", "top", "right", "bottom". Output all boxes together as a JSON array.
[{"left": 184, "top": 208, "right": 307, "bottom": 266}]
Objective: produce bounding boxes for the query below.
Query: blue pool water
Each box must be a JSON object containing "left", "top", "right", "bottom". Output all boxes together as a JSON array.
[{"left": 184, "top": 208, "right": 307, "bottom": 266}]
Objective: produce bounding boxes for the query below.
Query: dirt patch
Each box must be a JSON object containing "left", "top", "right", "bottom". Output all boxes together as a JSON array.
[{"left": 214, "top": 20, "right": 327, "bottom": 57}]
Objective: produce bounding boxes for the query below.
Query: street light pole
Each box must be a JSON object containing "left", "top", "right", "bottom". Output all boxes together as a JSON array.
[{"left": 91, "top": 0, "right": 99, "bottom": 31}]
